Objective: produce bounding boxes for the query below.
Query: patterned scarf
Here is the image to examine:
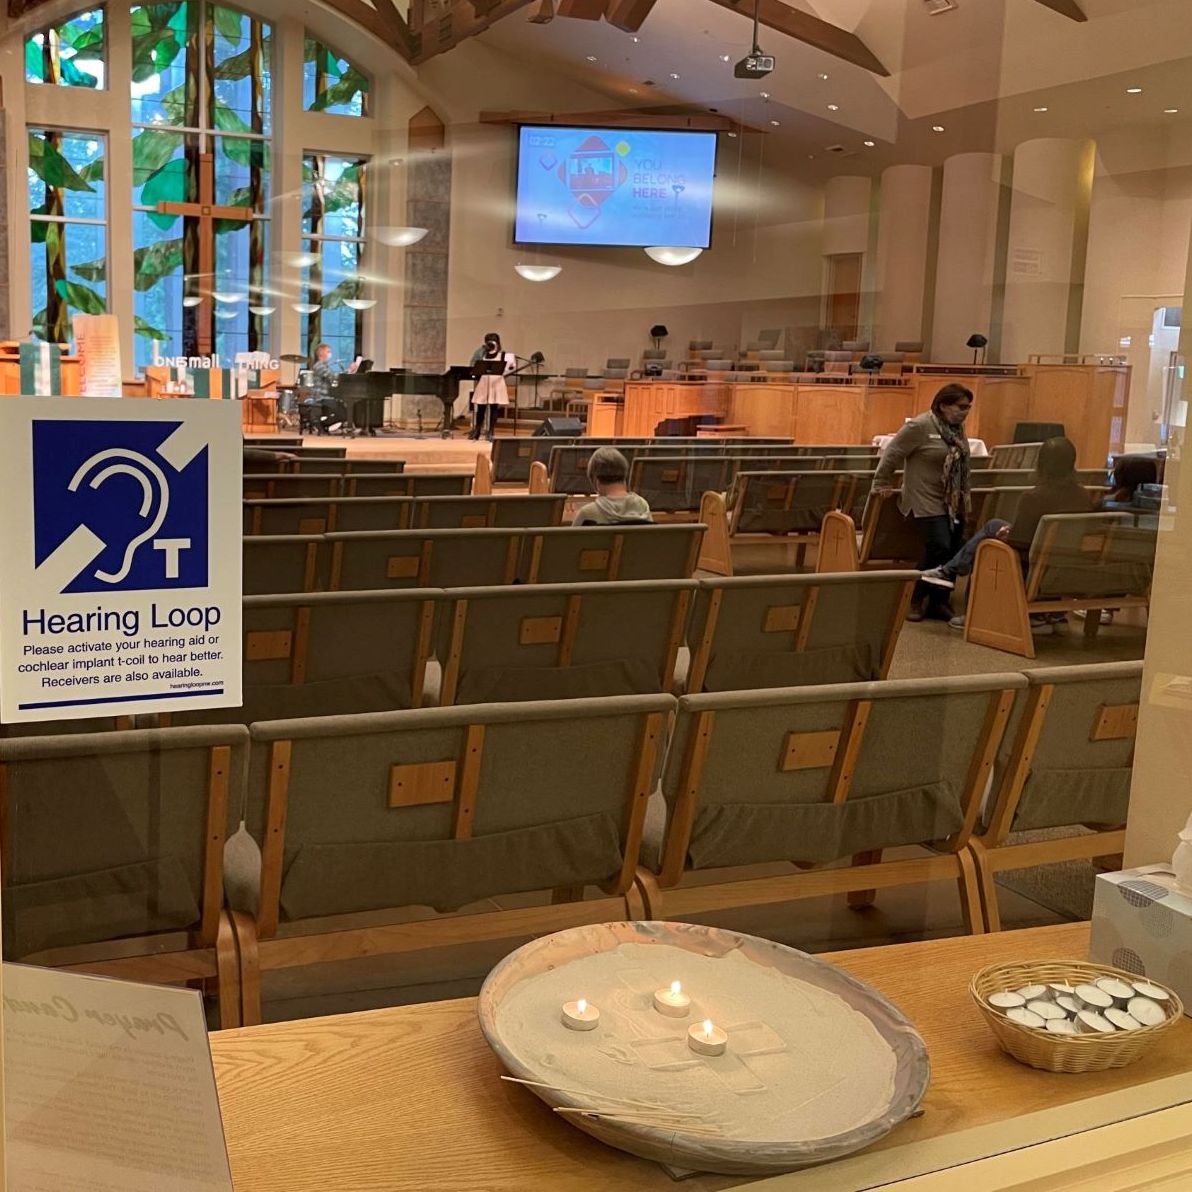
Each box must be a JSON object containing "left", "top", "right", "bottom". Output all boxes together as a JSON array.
[{"left": 933, "top": 413, "right": 971, "bottom": 521}]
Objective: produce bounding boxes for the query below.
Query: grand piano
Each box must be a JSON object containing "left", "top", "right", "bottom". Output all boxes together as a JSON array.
[{"left": 335, "top": 365, "right": 475, "bottom": 437}]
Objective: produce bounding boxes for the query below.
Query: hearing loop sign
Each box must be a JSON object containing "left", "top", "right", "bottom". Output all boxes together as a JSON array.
[{"left": 0, "top": 399, "right": 242, "bottom": 723}]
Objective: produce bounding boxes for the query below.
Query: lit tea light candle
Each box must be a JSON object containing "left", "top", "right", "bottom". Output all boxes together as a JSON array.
[
  {"left": 687, "top": 1018, "right": 727, "bottom": 1057},
  {"left": 561, "top": 998, "right": 600, "bottom": 1032},
  {"left": 653, "top": 980, "right": 691, "bottom": 1018}
]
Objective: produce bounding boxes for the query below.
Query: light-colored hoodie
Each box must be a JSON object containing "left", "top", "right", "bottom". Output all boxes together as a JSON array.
[{"left": 573, "top": 493, "right": 653, "bottom": 525}]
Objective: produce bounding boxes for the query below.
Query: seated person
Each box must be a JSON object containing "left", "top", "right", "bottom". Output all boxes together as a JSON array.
[
  {"left": 919, "top": 437, "right": 1092, "bottom": 634},
  {"left": 300, "top": 343, "right": 342, "bottom": 434},
  {"left": 1103, "top": 454, "right": 1158, "bottom": 510},
  {"left": 573, "top": 447, "right": 653, "bottom": 525}
]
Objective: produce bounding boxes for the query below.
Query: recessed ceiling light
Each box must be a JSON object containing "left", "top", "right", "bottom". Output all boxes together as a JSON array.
[
  {"left": 632, "top": 36, "right": 639, "bottom": 43},
  {"left": 818, "top": 73, "right": 829, "bottom": 80},
  {"left": 759, "top": 91, "right": 770, "bottom": 99},
  {"left": 720, "top": 54, "right": 731, "bottom": 62},
  {"left": 770, "top": 119, "right": 781, "bottom": 126},
  {"left": 827, "top": 103, "right": 839, "bottom": 111},
  {"left": 1126, "top": 87, "right": 1143, "bottom": 94},
  {"left": 586, "top": 55, "right": 597, "bottom": 62},
  {"left": 727, "top": 131, "right": 738, "bottom": 138},
  {"left": 1165, "top": 108, "right": 1180, "bottom": 114},
  {"left": 932, "top": 125, "right": 945, "bottom": 132},
  {"left": 1034, "top": 106, "right": 1048, "bottom": 112},
  {"left": 863, "top": 139, "right": 876, "bottom": 147},
  {"left": 669, "top": 72, "right": 680, "bottom": 79}
]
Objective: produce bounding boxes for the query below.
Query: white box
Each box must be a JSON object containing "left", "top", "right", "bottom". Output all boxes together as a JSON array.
[{"left": 1089, "top": 864, "right": 1192, "bottom": 1016}]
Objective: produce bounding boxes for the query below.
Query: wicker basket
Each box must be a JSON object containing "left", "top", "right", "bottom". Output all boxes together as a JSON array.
[{"left": 970, "top": 959, "right": 1182, "bottom": 1073}]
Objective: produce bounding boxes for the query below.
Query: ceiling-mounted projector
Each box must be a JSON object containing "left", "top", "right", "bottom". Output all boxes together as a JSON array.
[{"left": 734, "top": 51, "right": 774, "bottom": 79}]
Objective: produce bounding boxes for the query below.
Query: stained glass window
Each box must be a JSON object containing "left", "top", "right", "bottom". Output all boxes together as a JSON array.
[
  {"left": 303, "top": 35, "right": 369, "bottom": 117},
  {"left": 129, "top": 2, "right": 272, "bottom": 368},
  {"left": 26, "top": 7, "right": 106, "bottom": 89},
  {"left": 300, "top": 154, "right": 368, "bottom": 365},
  {"left": 28, "top": 129, "right": 108, "bottom": 342}
]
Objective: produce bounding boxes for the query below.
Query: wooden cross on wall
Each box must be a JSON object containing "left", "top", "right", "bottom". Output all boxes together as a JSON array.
[{"left": 155, "top": 152, "right": 253, "bottom": 356}]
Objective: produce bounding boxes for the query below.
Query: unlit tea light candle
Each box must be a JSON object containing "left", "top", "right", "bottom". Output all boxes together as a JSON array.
[
  {"left": 653, "top": 980, "right": 691, "bottom": 1018},
  {"left": 687, "top": 1018, "right": 728, "bottom": 1057},
  {"left": 561, "top": 998, "right": 600, "bottom": 1031}
]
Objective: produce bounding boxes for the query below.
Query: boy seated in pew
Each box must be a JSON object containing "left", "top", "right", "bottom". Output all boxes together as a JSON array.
[
  {"left": 919, "top": 436, "right": 1092, "bottom": 636},
  {"left": 573, "top": 447, "right": 653, "bottom": 525}
]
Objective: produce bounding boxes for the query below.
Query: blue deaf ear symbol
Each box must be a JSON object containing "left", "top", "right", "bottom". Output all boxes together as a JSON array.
[{"left": 68, "top": 448, "right": 171, "bottom": 585}]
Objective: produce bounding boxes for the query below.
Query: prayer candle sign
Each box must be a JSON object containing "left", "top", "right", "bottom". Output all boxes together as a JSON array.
[
  {"left": 0, "top": 398, "right": 242, "bottom": 722},
  {"left": 4, "top": 964, "right": 233, "bottom": 1190}
]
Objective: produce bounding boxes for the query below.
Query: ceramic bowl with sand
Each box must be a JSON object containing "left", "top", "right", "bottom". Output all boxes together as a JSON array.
[{"left": 478, "top": 921, "right": 929, "bottom": 1176}]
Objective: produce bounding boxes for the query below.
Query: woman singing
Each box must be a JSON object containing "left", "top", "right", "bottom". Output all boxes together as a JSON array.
[{"left": 469, "top": 331, "right": 516, "bottom": 442}]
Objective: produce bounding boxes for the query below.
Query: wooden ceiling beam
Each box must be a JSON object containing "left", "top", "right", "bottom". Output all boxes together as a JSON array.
[
  {"left": 321, "top": 0, "right": 412, "bottom": 59},
  {"left": 705, "top": 0, "right": 889, "bottom": 77},
  {"left": 1032, "top": 0, "right": 1088, "bottom": 21},
  {"left": 411, "top": 0, "right": 537, "bottom": 64},
  {"left": 371, "top": 0, "right": 416, "bottom": 56},
  {"left": 605, "top": 0, "right": 660, "bottom": 33}
]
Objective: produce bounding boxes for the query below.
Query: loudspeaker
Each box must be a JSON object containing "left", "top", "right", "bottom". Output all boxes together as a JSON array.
[{"left": 534, "top": 416, "right": 584, "bottom": 437}]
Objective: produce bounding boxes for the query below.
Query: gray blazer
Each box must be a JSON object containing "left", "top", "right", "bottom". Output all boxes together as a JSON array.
[{"left": 872, "top": 411, "right": 966, "bottom": 519}]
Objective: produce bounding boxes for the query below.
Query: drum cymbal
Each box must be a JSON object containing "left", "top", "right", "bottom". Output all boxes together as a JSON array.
[{"left": 280, "top": 353, "right": 307, "bottom": 363}]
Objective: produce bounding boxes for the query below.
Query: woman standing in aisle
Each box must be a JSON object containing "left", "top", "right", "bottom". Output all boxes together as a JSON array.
[
  {"left": 469, "top": 331, "right": 516, "bottom": 441},
  {"left": 870, "top": 382, "right": 974, "bottom": 621}
]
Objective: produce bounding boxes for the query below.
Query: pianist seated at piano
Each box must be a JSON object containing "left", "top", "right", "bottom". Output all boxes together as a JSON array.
[{"left": 301, "top": 343, "right": 343, "bottom": 434}]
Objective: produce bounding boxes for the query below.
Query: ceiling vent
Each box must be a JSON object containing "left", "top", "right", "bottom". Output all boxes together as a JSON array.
[{"left": 924, "top": 0, "right": 958, "bottom": 13}]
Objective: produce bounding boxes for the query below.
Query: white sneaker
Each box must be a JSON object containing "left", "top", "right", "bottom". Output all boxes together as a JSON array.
[{"left": 920, "top": 569, "right": 955, "bottom": 590}]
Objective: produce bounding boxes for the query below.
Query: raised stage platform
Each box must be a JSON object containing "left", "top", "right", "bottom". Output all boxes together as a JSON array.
[{"left": 258, "top": 433, "right": 493, "bottom": 472}]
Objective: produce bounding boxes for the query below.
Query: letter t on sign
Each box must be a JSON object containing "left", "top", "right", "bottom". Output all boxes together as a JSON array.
[
  {"left": 155, "top": 153, "right": 253, "bottom": 356},
  {"left": 154, "top": 538, "right": 193, "bottom": 580}
]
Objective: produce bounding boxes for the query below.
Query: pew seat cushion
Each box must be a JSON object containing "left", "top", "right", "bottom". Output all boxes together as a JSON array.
[
  {"left": 683, "top": 780, "right": 963, "bottom": 869},
  {"left": 278, "top": 813, "right": 623, "bottom": 917},
  {"left": 697, "top": 643, "right": 876, "bottom": 693},
  {"left": 1010, "top": 766, "right": 1132, "bottom": 832},
  {"left": 5, "top": 857, "right": 199, "bottom": 958},
  {"left": 455, "top": 658, "right": 660, "bottom": 704}
]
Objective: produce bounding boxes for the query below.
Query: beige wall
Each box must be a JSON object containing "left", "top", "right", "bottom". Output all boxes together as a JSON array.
[
  {"left": 1080, "top": 127, "right": 1192, "bottom": 446},
  {"left": 1124, "top": 223, "right": 1192, "bottom": 867}
]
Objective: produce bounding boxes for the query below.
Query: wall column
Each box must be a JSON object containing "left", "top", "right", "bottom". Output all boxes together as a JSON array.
[
  {"left": 821, "top": 175, "right": 873, "bottom": 345},
  {"left": 399, "top": 106, "right": 452, "bottom": 425},
  {"left": 1000, "top": 137, "right": 1095, "bottom": 365},
  {"left": 1124, "top": 229, "right": 1192, "bottom": 868},
  {"left": 931, "top": 152, "right": 1010, "bottom": 363},
  {"left": 873, "top": 164, "right": 936, "bottom": 353}
]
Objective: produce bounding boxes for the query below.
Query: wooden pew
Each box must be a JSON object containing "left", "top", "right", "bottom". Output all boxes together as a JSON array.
[{"left": 965, "top": 514, "right": 1156, "bottom": 658}]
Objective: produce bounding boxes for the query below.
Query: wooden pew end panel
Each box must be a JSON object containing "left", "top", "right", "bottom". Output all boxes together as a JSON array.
[{"left": 964, "top": 538, "right": 1035, "bottom": 659}]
